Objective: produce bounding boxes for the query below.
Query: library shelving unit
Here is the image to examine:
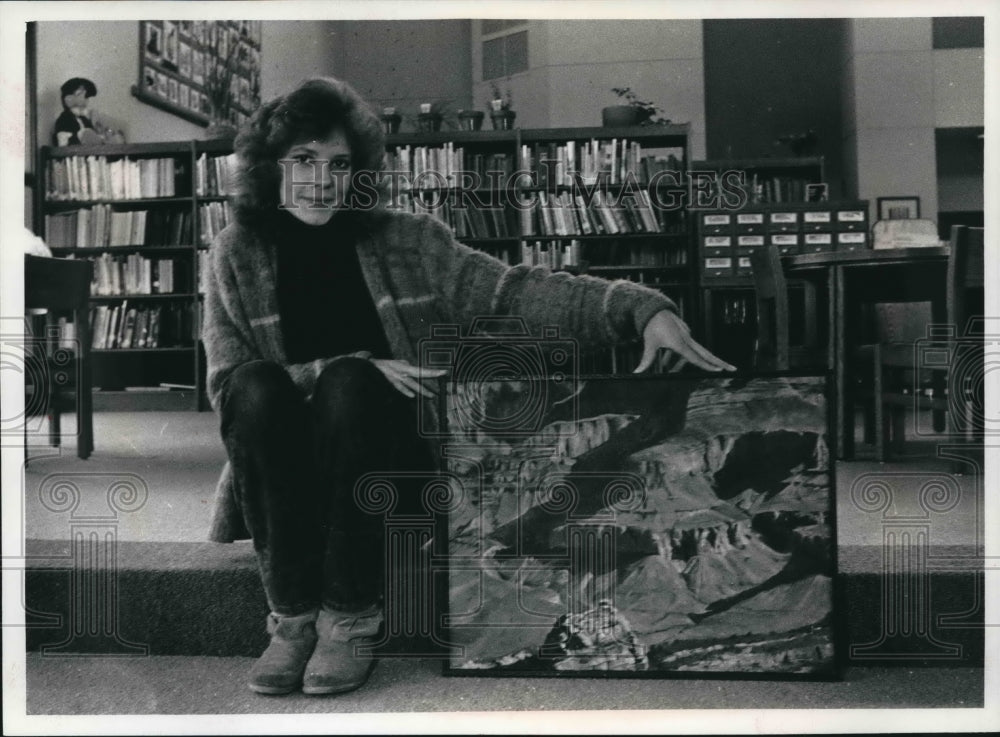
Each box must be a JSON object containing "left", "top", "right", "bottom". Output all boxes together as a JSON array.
[
  {"left": 689, "top": 156, "right": 825, "bottom": 207},
  {"left": 385, "top": 124, "right": 694, "bottom": 373},
  {"left": 37, "top": 140, "right": 236, "bottom": 410}
]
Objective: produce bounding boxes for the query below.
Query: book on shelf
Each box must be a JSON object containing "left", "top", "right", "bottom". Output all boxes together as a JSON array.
[
  {"left": 198, "top": 200, "right": 233, "bottom": 244},
  {"left": 89, "top": 302, "right": 193, "bottom": 350},
  {"left": 520, "top": 139, "right": 683, "bottom": 187},
  {"left": 195, "top": 152, "right": 239, "bottom": 196},
  {"left": 519, "top": 239, "right": 582, "bottom": 270},
  {"left": 46, "top": 155, "right": 183, "bottom": 201},
  {"left": 45, "top": 206, "right": 191, "bottom": 248},
  {"left": 90, "top": 253, "right": 182, "bottom": 296}
]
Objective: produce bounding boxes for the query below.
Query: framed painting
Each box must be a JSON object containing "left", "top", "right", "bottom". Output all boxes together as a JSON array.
[
  {"left": 877, "top": 196, "right": 921, "bottom": 220},
  {"left": 437, "top": 370, "right": 839, "bottom": 679}
]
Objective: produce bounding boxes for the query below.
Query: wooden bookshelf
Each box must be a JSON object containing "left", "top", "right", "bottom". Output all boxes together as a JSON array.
[
  {"left": 37, "top": 140, "right": 236, "bottom": 410},
  {"left": 690, "top": 156, "right": 825, "bottom": 206},
  {"left": 385, "top": 124, "right": 695, "bottom": 374}
]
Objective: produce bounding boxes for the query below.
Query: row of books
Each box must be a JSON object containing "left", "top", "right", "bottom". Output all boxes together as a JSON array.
[
  {"left": 523, "top": 190, "right": 665, "bottom": 237},
  {"left": 517, "top": 240, "right": 582, "bottom": 270},
  {"left": 90, "top": 302, "right": 194, "bottom": 350},
  {"left": 390, "top": 193, "right": 519, "bottom": 240},
  {"left": 492, "top": 240, "right": 688, "bottom": 270},
  {"left": 199, "top": 200, "right": 233, "bottom": 244},
  {"left": 392, "top": 191, "right": 686, "bottom": 241},
  {"left": 44, "top": 206, "right": 193, "bottom": 248},
  {"left": 46, "top": 155, "right": 184, "bottom": 201},
  {"left": 91, "top": 254, "right": 185, "bottom": 296},
  {"left": 382, "top": 142, "right": 684, "bottom": 190},
  {"left": 195, "top": 152, "right": 239, "bottom": 197},
  {"left": 384, "top": 145, "right": 515, "bottom": 185},
  {"left": 745, "top": 174, "right": 816, "bottom": 204},
  {"left": 693, "top": 173, "right": 819, "bottom": 206},
  {"left": 518, "top": 141, "right": 684, "bottom": 187}
]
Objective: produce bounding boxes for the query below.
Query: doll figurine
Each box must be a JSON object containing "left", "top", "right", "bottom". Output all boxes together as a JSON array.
[{"left": 53, "top": 77, "right": 103, "bottom": 146}]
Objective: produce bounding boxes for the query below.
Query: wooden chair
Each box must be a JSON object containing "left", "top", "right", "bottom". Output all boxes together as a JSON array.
[
  {"left": 750, "top": 245, "right": 820, "bottom": 370},
  {"left": 24, "top": 254, "right": 94, "bottom": 459},
  {"left": 868, "top": 225, "right": 985, "bottom": 460}
]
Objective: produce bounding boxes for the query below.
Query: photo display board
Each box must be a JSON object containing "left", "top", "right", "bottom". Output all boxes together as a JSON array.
[{"left": 133, "top": 20, "right": 262, "bottom": 127}]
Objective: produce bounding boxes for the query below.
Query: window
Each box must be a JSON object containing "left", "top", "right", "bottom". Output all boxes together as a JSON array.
[
  {"left": 481, "top": 22, "right": 528, "bottom": 81},
  {"left": 932, "top": 17, "right": 984, "bottom": 49}
]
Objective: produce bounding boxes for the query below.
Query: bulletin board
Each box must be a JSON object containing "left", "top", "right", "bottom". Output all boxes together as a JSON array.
[{"left": 132, "top": 20, "right": 262, "bottom": 128}]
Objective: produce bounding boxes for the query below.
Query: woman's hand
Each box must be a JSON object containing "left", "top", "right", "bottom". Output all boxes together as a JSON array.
[
  {"left": 634, "top": 310, "right": 736, "bottom": 374},
  {"left": 371, "top": 359, "right": 448, "bottom": 399}
]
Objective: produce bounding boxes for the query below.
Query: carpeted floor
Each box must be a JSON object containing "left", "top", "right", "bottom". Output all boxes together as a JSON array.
[
  {"left": 22, "top": 410, "right": 986, "bottom": 548},
  {"left": 14, "top": 411, "right": 992, "bottom": 721}
]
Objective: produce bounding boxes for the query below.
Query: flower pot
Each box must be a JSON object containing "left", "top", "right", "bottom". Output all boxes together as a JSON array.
[
  {"left": 601, "top": 105, "right": 641, "bottom": 127},
  {"left": 490, "top": 109, "right": 516, "bottom": 131},
  {"left": 380, "top": 113, "right": 402, "bottom": 135},
  {"left": 417, "top": 112, "right": 444, "bottom": 133},
  {"left": 458, "top": 110, "right": 485, "bottom": 131}
]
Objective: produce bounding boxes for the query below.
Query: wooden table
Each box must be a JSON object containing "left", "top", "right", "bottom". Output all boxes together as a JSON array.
[{"left": 784, "top": 247, "right": 950, "bottom": 458}]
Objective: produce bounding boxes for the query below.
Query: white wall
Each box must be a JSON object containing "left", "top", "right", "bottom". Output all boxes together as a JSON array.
[
  {"left": 35, "top": 20, "right": 339, "bottom": 146},
  {"left": 472, "top": 19, "right": 706, "bottom": 158},
  {"left": 330, "top": 20, "right": 472, "bottom": 116},
  {"left": 842, "top": 18, "right": 984, "bottom": 222}
]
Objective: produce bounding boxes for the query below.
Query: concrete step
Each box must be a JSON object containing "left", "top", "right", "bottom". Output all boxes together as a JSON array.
[
  {"left": 22, "top": 538, "right": 986, "bottom": 667},
  {"left": 23, "top": 654, "right": 985, "bottom": 714}
]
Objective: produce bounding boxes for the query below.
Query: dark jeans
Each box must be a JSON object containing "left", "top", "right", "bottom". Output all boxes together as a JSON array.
[{"left": 220, "top": 357, "right": 435, "bottom": 616}]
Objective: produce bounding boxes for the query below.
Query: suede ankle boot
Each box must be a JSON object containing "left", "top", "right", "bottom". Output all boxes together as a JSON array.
[
  {"left": 302, "top": 606, "right": 383, "bottom": 695},
  {"left": 248, "top": 609, "right": 319, "bottom": 695}
]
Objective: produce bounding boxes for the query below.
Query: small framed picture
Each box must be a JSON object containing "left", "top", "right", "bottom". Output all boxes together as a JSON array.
[
  {"left": 191, "top": 50, "right": 204, "bottom": 85},
  {"left": 144, "top": 22, "right": 162, "bottom": 60},
  {"left": 155, "top": 71, "right": 168, "bottom": 98},
  {"left": 805, "top": 183, "right": 829, "bottom": 203},
  {"left": 163, "top": 20, "right": 178, "bottom": 70},
  {"left": 877, "top": 196, "right": 921, "bottom": 220},
  {"left": 179, "top": 41, "right": 191, "bottom": 77}
]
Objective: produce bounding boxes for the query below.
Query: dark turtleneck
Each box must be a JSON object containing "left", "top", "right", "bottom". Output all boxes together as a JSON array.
[{"left": 275, "top": 209, "right": 392, "bottom": 363}]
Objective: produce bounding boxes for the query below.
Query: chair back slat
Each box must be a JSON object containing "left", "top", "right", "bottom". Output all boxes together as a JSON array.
[
  {"left": 948, "top": 225, "right": 985, "bottom": 332},
  {"left": 751, "top": 245, "right": 790, "bottom": 370}
]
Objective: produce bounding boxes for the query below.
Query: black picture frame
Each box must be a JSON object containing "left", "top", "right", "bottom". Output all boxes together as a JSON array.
[
  {"left": 877, "top": 196, "right": 921, "bottom": 220},
  {"left": 431, "top": 370, "right": 841, "bottom": 680},
  {"left": 132, "top": 20, "right": 262, "bottom": 128}
]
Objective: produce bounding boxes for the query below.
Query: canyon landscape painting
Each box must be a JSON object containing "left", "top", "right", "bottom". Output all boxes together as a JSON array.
[{"left": 441, "top": 374, "right": 838, "bottom": 678}]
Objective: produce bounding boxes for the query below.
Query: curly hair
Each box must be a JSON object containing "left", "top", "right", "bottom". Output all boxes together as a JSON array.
[{"left": 230, "top": 77, "right": 385, "bottom": 229}]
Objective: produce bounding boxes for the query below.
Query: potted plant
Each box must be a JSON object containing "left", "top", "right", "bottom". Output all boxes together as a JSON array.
[
  {"left": 488, "top": 82, "right": 516, "bottom": 130},
  {"left": 381, "top": 106, "right": 402, "bottom": 135},
  {"left": 204, "top": 35, "right": 241, "bottom": 140},
  {"left": 602, "top": 87, "right": 669, "bottom": 127},
  {"left": 416, "top": 101, "right": 454, "bottom": 133},
  {"left": 457, "top": 108, "right": 485, "bottom": 131}
]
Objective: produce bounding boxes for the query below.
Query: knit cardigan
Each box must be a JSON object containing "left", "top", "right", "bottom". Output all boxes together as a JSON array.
[{"left": 203, "top": 207, "right": 675, "bottom": 542}]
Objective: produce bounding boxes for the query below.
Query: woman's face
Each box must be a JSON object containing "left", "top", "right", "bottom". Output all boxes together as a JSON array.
[{"left": 279, "top": 128, "right": 352, "bottom": 226}]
